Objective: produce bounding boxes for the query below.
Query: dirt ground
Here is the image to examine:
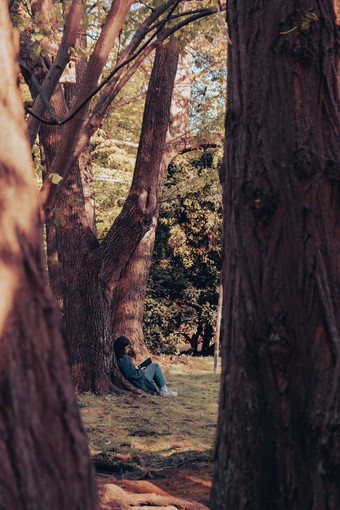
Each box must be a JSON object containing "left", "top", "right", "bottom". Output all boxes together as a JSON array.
[
  {"left": 79, "top": 356, "right": 220, "bottom": 509},
  {"left": 96, "top": 464, "right": 212, "bottom": 509}
]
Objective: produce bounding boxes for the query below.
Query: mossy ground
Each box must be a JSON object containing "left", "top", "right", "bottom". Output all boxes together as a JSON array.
[{"left": 78, "top": 355, "right": 220, "bottom": 505}]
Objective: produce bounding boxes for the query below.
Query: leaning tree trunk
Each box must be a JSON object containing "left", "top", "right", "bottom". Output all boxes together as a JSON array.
[
  {"left": 211, "top": 2, "right": 340, "bottom": 509},
  {"left": 0, "top": 5, "right": 98, "bottom": 508},
  {"left": 111, "top": 46, "right": 190, "bottom": 359}
]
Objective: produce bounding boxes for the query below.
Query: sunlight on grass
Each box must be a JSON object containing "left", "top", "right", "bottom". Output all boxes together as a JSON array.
[{"left": 78, "top": 356, "right": 220, "bottom": 474}]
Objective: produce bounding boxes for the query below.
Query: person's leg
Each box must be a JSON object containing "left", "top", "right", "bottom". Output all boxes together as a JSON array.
[{"left": 144, "top": 362, "right": 166, "bottom": 389}]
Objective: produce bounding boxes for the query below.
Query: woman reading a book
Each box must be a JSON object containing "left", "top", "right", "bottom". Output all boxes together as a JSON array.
[{"left": 114, "top": 336, "right": 177, "bottom": 397}]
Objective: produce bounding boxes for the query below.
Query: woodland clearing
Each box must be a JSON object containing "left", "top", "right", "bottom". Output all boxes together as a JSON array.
[{"left": 78, "top": 356, "right": 220, "bottom": 509}]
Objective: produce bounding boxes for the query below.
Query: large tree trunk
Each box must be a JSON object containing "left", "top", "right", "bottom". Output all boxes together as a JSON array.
[
  {"left": 0, "top": 5, "right": 98, "bottom": 509},
  {"left": 211, "top": 1, "right": 340, "bottom": 509},
  {"left": 66, "top": 36, "right": 179, "bottom": 393},
  {"left": 40, "top": 30, "right": 96, "bottom": 314}
]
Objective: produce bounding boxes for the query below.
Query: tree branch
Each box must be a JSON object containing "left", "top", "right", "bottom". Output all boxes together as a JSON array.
[
  {"left": 26, "top": 0, "right": 181, "bottom": 127},
  {"left": 27, "top": 0, "right": 85, "bottom": 146},
  {"left": 108, "top": 90, "right": 147, "bottom": 115},
  {"left": 20, "top": 61, "right": 59, "bottom": 124},
  {"left": 25, "top": 2, "right": 226, "bottom": 129},
  {"left": 38, "top": 1, "right": 225, "bottom": 219},
  {"left": 70, "top": 2, "right": 226, "bottom": 159},
  {"left": 106, "top": 139, "right": 139, "bottom": 148}
]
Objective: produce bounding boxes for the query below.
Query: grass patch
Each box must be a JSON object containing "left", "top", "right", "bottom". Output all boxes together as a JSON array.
[{"left": 78, "top": 356, "right": 220, "bottom": 476}]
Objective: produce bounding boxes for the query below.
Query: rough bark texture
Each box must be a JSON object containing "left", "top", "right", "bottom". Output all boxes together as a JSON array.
[
  {"left": 110, "top": 148, "right": 177, "bottom": 360},
  {"left": 211, "top": 2, "right": 340, "bottom": 509},
  {"left": 40, "top": 30, "right": 96, "bottom": 314},
  {"left": 0, "top": 5, "right": 98, "bottom": 509}
]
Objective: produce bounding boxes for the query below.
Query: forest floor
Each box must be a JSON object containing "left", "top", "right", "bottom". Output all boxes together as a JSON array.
[{"left": 78, "top": 355, "right": 220, "bottom": 509}]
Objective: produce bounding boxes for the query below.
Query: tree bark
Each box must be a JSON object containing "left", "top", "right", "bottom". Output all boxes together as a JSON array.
[
  {"left": 211, "top": 2, "right": 340, "bottom": 509},
  {"left": 38, "top": 2, "right": 226, "bottom": 220},
  {"left": 40, "top": 30, "right": 96, "bottom": 314},
  {"left": 110, "top": 149, "right": 175, "bottom": 360},
  {"left": 36, "top": 27, "right": 178, "bottom": 390},
  {"left": 0, "top": 5, "right": 98, "bottom": 508},
  {"left": 111, "top": 220, "right": 158, "bottom": 361},
  {"left": 27, "top": 0, "right": 85, "bottom": 146}
]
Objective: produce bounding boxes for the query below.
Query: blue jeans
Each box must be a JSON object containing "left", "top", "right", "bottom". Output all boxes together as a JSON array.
[{"left": 143, "top": 362, "right": 166, "bottom": 389}]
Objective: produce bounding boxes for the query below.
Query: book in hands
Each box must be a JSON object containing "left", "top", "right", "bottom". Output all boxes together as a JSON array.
[{"left": 138, "top": 357, "right": 152, "bottom": 369}]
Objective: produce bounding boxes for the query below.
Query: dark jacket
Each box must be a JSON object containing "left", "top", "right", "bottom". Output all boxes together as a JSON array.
[{"left": 117, "top": 355, "right": 159, "bottom": 396}]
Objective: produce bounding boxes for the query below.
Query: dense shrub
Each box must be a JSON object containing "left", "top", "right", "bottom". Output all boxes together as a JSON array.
[{"left": 144, "top": 150, "right": 222, "bottom": 355}]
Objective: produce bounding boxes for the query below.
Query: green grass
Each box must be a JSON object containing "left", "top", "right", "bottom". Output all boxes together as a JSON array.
[{"left": 78, "top": 356, "right": 220, "bottom": 476}]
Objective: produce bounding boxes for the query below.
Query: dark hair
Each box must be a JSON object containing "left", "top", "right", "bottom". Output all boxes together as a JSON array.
[{"left": 114, "top": 336, "right": 130, "bottom": 359}]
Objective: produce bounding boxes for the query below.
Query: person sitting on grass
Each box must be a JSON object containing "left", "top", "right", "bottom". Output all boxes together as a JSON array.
[{"left": 114, "top": 336, "right": 178, "bottom": 397}]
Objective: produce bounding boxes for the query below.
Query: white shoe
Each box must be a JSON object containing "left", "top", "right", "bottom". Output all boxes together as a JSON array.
[{"left": 160, "top": 385, "right": 178, "bottom": 397}]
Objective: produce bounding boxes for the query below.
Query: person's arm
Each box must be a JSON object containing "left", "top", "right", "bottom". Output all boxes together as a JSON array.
[{"left": 118, "top": 355, "right": 143, "bottom": 383}]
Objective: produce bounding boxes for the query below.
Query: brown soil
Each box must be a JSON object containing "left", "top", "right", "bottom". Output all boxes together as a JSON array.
[
  {"left": 81, "top": 356, "right": 219, "bottom": 509},
  {"left": 96, "top": 464, "right": 212, "bottom": 509}
]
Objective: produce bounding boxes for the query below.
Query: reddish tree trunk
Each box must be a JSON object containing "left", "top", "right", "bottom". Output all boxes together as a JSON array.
[
  {"left": 211, "top": 2, "right": 340, "bottom": 509},
  {"left": 0, "top": 6, "right": 98, "bottom": 508},
  {"left": 59, "top": 36, "right": 179, "bottom": 393},
  {"left": 111, "top": 153, "right": 175, "bottom": 361},
  {"left": 39, "top": 0, "right": 134, "bottom": 218},
  {"left": 40, "top": 30, "right": 96, "bottom": 314}
]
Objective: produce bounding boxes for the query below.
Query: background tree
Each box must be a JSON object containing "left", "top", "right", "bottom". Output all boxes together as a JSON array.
[
  {"left": 211, "top": 1, "right": 340, "bottom": 508},
  {"left": 109, "top": 44, "right": 194, "bottom": 359},
  {"left": 0, "top": 4, "right": 98, "bottom": 508},
  {"left": 109, "top": 42, "right": 185, "bottom": 361},
  {"left": 144, "top": 151, "right": 222, "bottom": 355}
]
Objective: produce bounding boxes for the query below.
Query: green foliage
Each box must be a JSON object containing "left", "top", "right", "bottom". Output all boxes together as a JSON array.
[
  {"left": 144, "top": 149, "right": 223, "bottom": 354},
  {"left": 92, "top": 117, "right": 141, "bottom": 236},
  {"left": 190, "top": 40, "right": 227, "bottom": 137},
  {"left": 54, "top": 217, "right": 66, "bottom": 227},
  {"left": 10, "top": 1, "right": 62, "bottom": 59},
  {"left": 49, "top": 172, "right": 63, "bottom": 184},
  {"left": 53, "top": 207, "right": 66, "bottom": 227}
]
